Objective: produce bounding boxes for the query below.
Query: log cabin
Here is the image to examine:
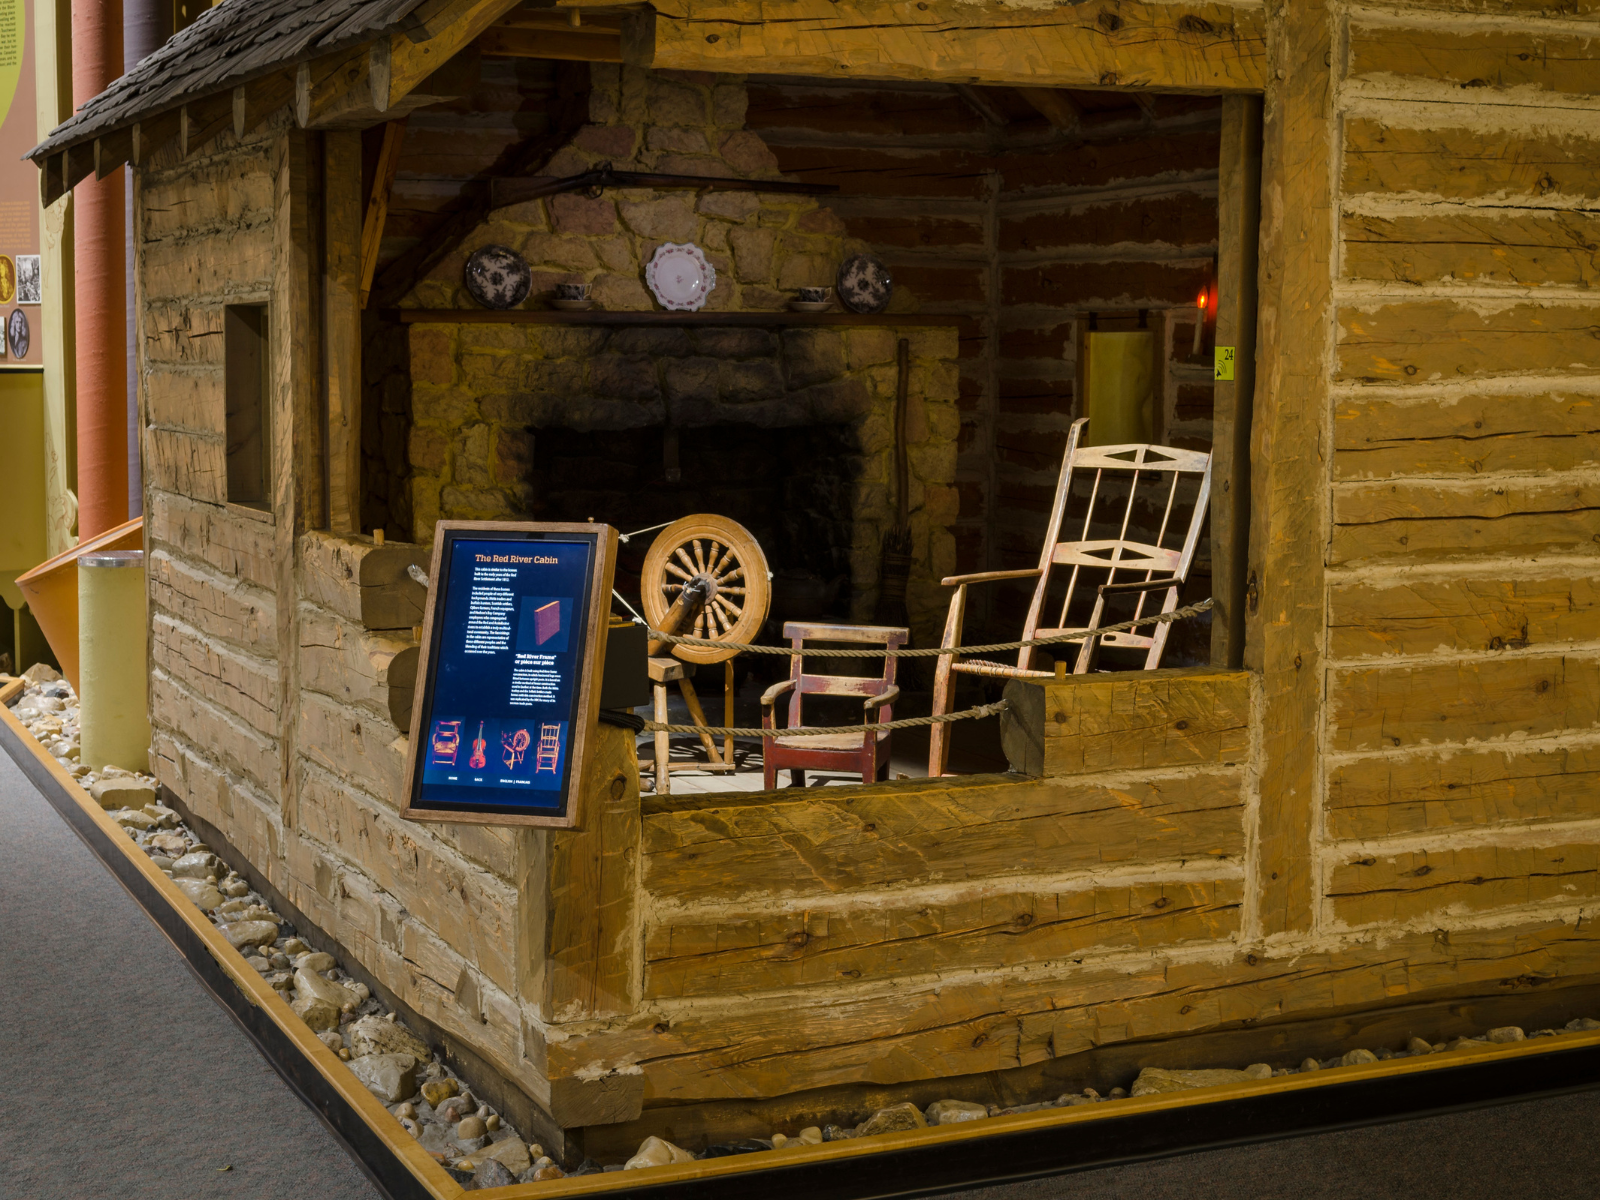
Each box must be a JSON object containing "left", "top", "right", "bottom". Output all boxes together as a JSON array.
[{"left": 29, "top": 0, "right": 1600, "bottom": 1163}]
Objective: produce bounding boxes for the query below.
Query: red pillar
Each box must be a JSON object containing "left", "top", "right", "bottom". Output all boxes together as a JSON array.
[{"left": 73, "top": 0, "right": 128, "bottom": 539}]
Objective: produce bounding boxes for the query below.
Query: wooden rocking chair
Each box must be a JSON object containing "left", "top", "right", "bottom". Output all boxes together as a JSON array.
[
  {"left": 928, "top": 418, "right": 1212, "bottom": 777},
  {"left": 762, "top": 622, "right": 908, "bottom": 789}
]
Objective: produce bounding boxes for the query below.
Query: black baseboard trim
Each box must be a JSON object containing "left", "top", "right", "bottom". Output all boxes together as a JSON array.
[{"left": 8, "top": 715, "right": 1600, "bottom": 1200}]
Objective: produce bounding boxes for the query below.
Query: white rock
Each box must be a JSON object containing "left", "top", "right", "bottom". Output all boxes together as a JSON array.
[
  {"left": 1341, "top": 1048, "right": 1378, "bottom": 1066},
  {"left": 173, "top": 878, "right": 223, "bottom": 909},
  {"left": 110, "top": 808, "right": 157, "bottom": 830},
  {"left": 292, "top": 991, "right": 340, "bottom": 1032},
  {"left": 317, "top": 1030, "right": 345, "bottom": 1052},
  {"left": 172, "top": 851, "right": 221, "bottom": 880},
  {"left": 21, "top": 663, "right": 62, "bottom": 685},
  {"left": 348, "top": 1053, "right": 418, "bottom": 1104},
  {"left": 293, "top": 951, "right": 337, "bottom": 972},
  {"left": 349, "top": 1014, "right": 429, "bottom": 1061},
  {"left": 625, "top": 1136, "right": 694, "bottom": 1170},
  {"left": 1486, "top": 1026, "right": 1525, "bottom": 1044},
  {"left": 477, "top": 1136, "right": 531, "bottom": 1175},
  {"left": 294, "top": 966, "right": 360, "bottom": 1013},
  {"left": 218, "top": 920, "right": 280, "bottom": 949},
  {"left": 924, "top": 1099, "right": 989, "bottom": 1126}
]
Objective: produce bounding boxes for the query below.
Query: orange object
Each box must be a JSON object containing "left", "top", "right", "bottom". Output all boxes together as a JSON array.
[
  {"left": 73, "top": 0, "right": 130, "bottom": 538},
  {"left": 13, "top": 517, "right": 143, "bottom": 692}
]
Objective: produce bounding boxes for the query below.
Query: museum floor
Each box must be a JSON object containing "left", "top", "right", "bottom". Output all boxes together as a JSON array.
[{"left": 8, "top": 744, "right": 1600, "bottom": 1200}]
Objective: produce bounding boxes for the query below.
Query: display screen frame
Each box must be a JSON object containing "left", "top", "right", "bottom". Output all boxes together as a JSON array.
[{"left": 400, "top": 520, "right": 617, "bottom": 829}]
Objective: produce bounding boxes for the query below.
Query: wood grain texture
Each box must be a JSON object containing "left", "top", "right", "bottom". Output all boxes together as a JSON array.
[
  {"left": 1328, "top": 743, "right": 1600, "bottom": 840},
  {"left": 1338, "top": 302, "right": 1600, "bottom": 385},
  {"left": 544, "top": 722, "right": 642, "bottom": 1023},
  {"left": 645, "top": 0, "right": 1269, "bottom": 91},
  {"left": 297, "top": 765, "right": 519, "bottom": 993},
  {"left": 1342, "top": 211, "right": 1600, "bottom": 292},
  {"left": 1328, "top": 844, "right": 1600, "bottom": 927},
  {"left": 1349, "top": 24, "right": 1600, "bottom": 97},
  {"left": 1329, "top": 653, "right": 1600, "bottom": 752},
  {"left": 152, "top": 613, "right": 280, "bottom": 736},
  {"left": 148, "top": 490, "right": 278, "bottom": 591},
  {"left": 642, "top": 773, "right": 1245, "bottom": 906},
  {"left": 144, "top": 428, "right": 228, "bottom": 502},
  {"left": 1041, "top": 669, "right": 1251, "bottom": 775},
  {"left": 297, "top": 604, "right": 414, "bottom": 726},
  {"left": 1328, "top": 574, "right": 1600, "bottom": 660},
  {"left": 1331, "top": 477, "right": 1600, "bottom": 564},
  {"left": 299, "top": 531, "right": 429, "bottom": 631},
  {"left": 1343, "top": 120, "right": 1600, "bottom": 202},
  {"left": 554, "top": 917, "right": 1600, "bottom": 1102},
  {"left": 1333, "top": 387, "right": 1600, "bottom": 480},
  {"left": 324, "top": 131, "right": 363, "bottom": 534},
  {"left": 644, "top": 879, "right": 1244, "bottom": 999},
  {"left": 1244, "top": 0, "right": 1330, "bottom": 937},
  {"left": 1211, "top": 95, "right": 1261, "bottom": 668}
]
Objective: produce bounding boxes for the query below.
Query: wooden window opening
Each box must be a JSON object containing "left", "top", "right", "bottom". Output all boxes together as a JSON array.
[{"left": 224, "top": 303, "right": 271, "bottom": 510}]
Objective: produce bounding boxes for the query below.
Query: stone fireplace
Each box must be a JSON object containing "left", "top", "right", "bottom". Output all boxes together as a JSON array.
[{"left": 405, "top": 318, "right": 960, "bottom": 646}]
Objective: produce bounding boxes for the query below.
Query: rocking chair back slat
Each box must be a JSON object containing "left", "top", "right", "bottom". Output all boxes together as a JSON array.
[{"left": 929, "top": 417, "right": 1214, "bottom": 777}]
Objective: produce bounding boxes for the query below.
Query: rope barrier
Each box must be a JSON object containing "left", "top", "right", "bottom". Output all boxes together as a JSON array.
[
  {"left": 646, "top": 597, "right": 1213, "bottom": 657},
  {"left": 641, "top": 699, "right": 1010, "bottom": 739}
]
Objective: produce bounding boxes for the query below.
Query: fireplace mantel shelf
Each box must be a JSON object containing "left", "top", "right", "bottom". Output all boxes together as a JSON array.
[{"left": 388, "top": 309, "right": 959, "bottom": 327}]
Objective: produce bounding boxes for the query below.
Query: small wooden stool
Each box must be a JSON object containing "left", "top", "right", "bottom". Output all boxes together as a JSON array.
[{"left": 649, "top": 655, "right": 737, "bottom": 795}]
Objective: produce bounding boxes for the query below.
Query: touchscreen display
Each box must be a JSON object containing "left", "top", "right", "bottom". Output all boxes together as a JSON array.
[{"left": 410, "top": 530, "right": 599, "bottom": 818}]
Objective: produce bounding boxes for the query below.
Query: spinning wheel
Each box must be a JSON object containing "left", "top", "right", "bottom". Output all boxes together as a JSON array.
[
  {"left": 638, "top": 515, "right": 771, "bottom": 794},
  {"left": 640, "top": 515, "right": 771, "bottom": 664}
]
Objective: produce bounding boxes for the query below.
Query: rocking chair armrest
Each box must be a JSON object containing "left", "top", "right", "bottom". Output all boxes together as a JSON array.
[
  {"left": 940, "top": 568, "right": 1043, "bottom": 588},
  {"left": 761, "top": 678, "right": 797, "bottom": 707},
  {"left": 1098, "top": 578, "right": 1180, "bottom": 596},
  {"left": 863, "top": 685, "right": 900, "bottom": 712}
]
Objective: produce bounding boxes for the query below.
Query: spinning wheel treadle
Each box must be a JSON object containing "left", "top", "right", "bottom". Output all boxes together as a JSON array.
[{"left": 640, "top": 516, "right": 771, "bottom": 664}]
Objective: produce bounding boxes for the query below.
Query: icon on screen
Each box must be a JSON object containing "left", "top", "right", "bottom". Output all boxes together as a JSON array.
[
  {"left": 517, "top": 597, "right": 570, "bottom": 654},
  {"left": 502, "top": 727, "right": 531, "bottom": 771},
  {"left": 535, "top": 724, "right": 562, "bottom": 774},
  {"left": 430, "top": 720, "right": 462, "bottom": 765},
  {"left": 469, "top": 721, "right": 488, "bottom": 769}
]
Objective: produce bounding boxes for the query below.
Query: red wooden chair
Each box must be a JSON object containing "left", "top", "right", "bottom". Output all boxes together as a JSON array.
[
  {"left": 928, "top": 417, "right": 1212, "bottom": 776},
  {"left": 761, "top": 621, "right": 908, "bottom": 789}
]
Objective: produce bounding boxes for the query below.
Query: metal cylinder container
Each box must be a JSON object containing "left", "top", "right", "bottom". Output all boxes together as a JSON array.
[{"left": 78, "top": 549, "right": 149, "bottom": 772}]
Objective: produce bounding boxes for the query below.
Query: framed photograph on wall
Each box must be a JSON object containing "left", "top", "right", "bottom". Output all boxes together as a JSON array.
[{"left": 400, "top": 521, "right": 618, "bottom": 829}]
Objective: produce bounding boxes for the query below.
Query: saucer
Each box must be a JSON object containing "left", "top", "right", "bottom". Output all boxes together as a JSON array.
[
  {"left": 549, "top": 298, "right": 595, "bottom": 311},
  {"left": 787, "top": 300, "right": 832, "bottom": 313}
]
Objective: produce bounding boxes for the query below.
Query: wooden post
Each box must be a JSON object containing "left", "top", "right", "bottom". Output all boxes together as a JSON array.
[
  {"left": 1247, "top": 13, "right": 1331, "bottom": 939},
  {"left": 323, "top": 131, "right": 362, "bottom": 534},
  {"left": 1211, "top": 96, "right": 1262, "bottom": 670}
]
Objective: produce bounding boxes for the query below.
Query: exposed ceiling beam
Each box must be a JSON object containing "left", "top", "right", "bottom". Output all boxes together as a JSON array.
[
  {"left": 386, "top": 0, "right": 525, "bottom": 108},
  {"left": 478, "top": 24, "right": 623, "bottom": 61},
  {"left": 1015, "top": 86, "right": 1082, "bottom": 133},
  {"left": 360, "top": 120, "right": 409, "bottom": 309}
]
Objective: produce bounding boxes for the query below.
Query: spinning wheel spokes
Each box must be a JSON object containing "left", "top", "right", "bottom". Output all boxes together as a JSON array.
[{"left": 640, "top": 515, "right": 772, "bottom": 665}]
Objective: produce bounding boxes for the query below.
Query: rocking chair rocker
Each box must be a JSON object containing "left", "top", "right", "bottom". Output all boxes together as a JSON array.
[{"left": 928, "top": 417, "right": 1213, "bottom": 777}]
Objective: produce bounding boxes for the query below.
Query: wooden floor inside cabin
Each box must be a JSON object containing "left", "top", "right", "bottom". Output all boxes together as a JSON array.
[{"left": 634, "top": 684, "right": 1011, "bottom": 794}]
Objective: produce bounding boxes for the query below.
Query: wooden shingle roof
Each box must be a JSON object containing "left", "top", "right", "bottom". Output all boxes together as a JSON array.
[{"left": 29, "top": 0, "right": 429, "bottom": 161}]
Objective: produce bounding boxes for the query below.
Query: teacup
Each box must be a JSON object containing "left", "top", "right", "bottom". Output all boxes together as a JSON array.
[
  {"left": 796, "top": 286, "right": 832, "bottom": 304},
  {"left": 555, "top": 281, "right": 591, "bottom": 300}
]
